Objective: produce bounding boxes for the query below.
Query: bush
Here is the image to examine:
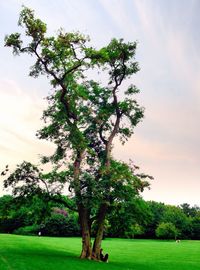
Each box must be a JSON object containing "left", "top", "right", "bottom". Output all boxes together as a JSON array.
[
  {"left": 13, "top": 224, "right": 40, "bottom": 236},
  {"left": 0, "top": 217, "right": 25, "bottom": 233},
  {"left": 191, "top": 217, "right": 200, "bottom": 239},
  {"left": 124, "top": 224, "right": 144, "bottom": 239},
  {"left": 156, "top": 222, "right": 178, "bottom": 239},
  {"left": 42, "top": 213, "right": 80, "bottom": 237}
]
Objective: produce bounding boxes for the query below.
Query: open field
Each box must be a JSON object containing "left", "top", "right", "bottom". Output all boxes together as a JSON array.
[{"left": 0, "top": 234, "right": 200, "bottom": 270}]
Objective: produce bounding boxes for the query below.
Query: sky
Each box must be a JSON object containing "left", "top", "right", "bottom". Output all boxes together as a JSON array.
[{"left": 0, "top": 0, "right": 200, "bottom": 206}]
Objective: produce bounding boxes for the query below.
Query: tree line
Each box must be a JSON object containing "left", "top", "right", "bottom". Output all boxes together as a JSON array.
[{"left": 0, "top": 194, "right": 199, "bottom": 240}]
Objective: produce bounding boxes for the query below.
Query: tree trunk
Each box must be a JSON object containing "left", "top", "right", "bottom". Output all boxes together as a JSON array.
[
  {"left": 92, "top": 203, "right": 108, "bottom": 260},
  {"left": 73, "top": 151, "right": 92, "bottom": 259},
  {"left": 79, "top": 205, "right": 92, "bottom": 259}
]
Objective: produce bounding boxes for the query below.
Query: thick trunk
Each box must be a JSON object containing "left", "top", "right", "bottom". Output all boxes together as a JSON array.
[
  {"left": 79, "top": 205, "right": 92, "bottom": 259},
  {"left": 92, "top": 203, "right": 108, "bottom": 260},
  {"left": 73, "top": 151, "right": 92, "bottom": 259}
]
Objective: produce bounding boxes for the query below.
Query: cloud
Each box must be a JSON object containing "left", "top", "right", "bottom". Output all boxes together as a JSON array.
[
  {"left": 0, "top": 79, "right": 55, "bottom": 195},
  {"left": 0, "top": 79, "right": 54, "bottom": 166}
]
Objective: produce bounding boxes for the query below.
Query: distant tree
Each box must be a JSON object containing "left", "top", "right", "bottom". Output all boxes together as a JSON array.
[
  {"left": 0, "top": 195, "right": 14, "bottom": 219},
  {"left": 0, "top": 195, "right": 27, "bottom": 233},
  {"left": 161, "top": 205, "right": 191, "bottom": 238},
  {"left": 0, "top": 194, "right": 52, "bottom": 233},
  {"left": 124, "top": 223, "right": 144, "bottom": 239},
  {"left": 180, "top": 203, "right": 199, "bottom": 218},
  {"left": 4, "top": 6, "right": 151, "bottom": 260},
  {"left": 156, "top": 222, "right": 178, "bottom": 240},
  {"left": 145, "top": 201, "right": 165, "bottom": 238},
  {"left": 107, "top": 198, "right": 151, "bottom": 238},
  {"left": 42, "top": 212, "right": 80, "bottom": 237},
  {"left": 0, "top": 195, "right": 24, "bottom": 232},
  {"left": 191, "top": 211, "right": 200, "bottom": 239}
]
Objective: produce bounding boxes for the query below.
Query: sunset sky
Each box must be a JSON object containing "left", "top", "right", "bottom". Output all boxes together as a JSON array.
[{"left": 0, "top": 0, "right": 200, "bottom": 206}]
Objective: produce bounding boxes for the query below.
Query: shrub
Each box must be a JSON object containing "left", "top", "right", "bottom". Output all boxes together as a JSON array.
[
  {"left": 42, "top": 213, "right": 80, "bottom": 236},
  {"left": 52, "top": 207, "right": 68, "bottom": 217},
  {"left": 13, "top": 224, "right": 40, "bottom": 236},
  {"left": 0, "top": 217, "right": 25, "bottom": 233},
  {"left": 124, "top": 224, "right": 144, "bottom": 239},
  {"left": 156, "top": 222, "right": 178, "bottom": 239},
  {"left": 191, "top": 217, "right": 200, "bottom": 239}
]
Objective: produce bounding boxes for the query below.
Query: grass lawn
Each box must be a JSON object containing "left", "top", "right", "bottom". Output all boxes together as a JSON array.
[{"left": 0, "top": 234, "right": 200, "bottom": 270}]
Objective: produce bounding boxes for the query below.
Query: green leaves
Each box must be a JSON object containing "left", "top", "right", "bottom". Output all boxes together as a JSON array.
[
  {"left": 156, "top": 222, "right": 178, "bottom": 239},
  {"left": 4, "top": 33, "right": 22, "bottom": 55},
  {"left": 95, "top": 38, "right": 140, "bottom": 86},
  {"left": 125, "top": 84, "right": 140, "bottom": 95},
  {"left": 18, "top": 6, "right": 47, "bottom": 40},
  {"left": 75, "top": 84, "right": 89, "bottom": 100}
]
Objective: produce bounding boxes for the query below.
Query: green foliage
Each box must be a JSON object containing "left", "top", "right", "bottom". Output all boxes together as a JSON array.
[
  {"left": 144, "top": 201, "right": 166, "bottom": 238},
  {"left": 0, "top": 217, "right": 22, "bottom": 233},
  {"left": 4, "top": 5, "right": 145, "bottom": 162},
  {"left": 161, "top": 205, "right": 191, "bottom": 238},
  {"left": 107, "top": 198, "right": 151, "bottom": 238},
  {"left": 180, "top": 203, "right": 199, "bottom": 217},
  {"left": 0, "top": 194, "right": 199, "bottom": 240},
  {"left": 191, "top": 214, "right": 200, "bottom": 239},
  {"left": 0, "top": 195, "right": 30, "bottom": 233},
  {"left": 0, "top": 193, "right": 72, "bottom": 233},
  {"left": 156, "top": 222, "right": 178, "bottom": 240},
  {"left": 123, "top": 223, "right": 144, "bottom": 239},
  {"left": 13, "top": 224, "right": 40, "bottom": 236},
  {"left": 42, "top": 213, "right": 80, "bottom": 237},
  {"left": 0, "top": 195, "right": 14, "bottom": 218}
]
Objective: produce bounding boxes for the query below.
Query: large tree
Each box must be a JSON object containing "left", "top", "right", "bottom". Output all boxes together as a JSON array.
[{"left": 4, "top": 6, "right": 151, "bottom": 260}]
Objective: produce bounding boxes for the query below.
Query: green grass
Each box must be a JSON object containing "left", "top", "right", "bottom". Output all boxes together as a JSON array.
[{"left": 0, "top": 235, "right": 200, "bottom": 270}]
